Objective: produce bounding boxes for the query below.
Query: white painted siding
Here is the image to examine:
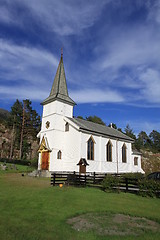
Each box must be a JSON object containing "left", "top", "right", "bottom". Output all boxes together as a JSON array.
[{"left": 38, "top": 98, "right": 144, "bottom": 174}]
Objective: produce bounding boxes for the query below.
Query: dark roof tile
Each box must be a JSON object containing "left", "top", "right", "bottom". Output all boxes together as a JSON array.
[{"left": 68, "top": 117, "right": 134, "bottom": 142}]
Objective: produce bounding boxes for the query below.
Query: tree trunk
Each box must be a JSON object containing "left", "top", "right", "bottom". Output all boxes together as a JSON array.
[
  {"left": 19, "top": 101, "right": 25, "bottom": 159},
  {"left": 10, "top": 116, "right": 15, "bottom": 159}
]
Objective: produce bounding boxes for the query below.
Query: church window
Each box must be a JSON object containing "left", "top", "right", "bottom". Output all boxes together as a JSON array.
[
  {"left": 134, "top": 157, "right": 138, "bottom": 165},
  {"left": 122, "top": 144, "right": 127, "bottom": 163},
  {"left": 87, "top": 136, "right": 95, "bottom": 160},
  {"left": 57, "top": 150, "right": 62, "bottom": 159},
  {"left": 65, "top": 122, "right": 69, "bottom": 131},
  {"left": 107, "top": 140, "right": 112, "bottom": 162},
  {"left": 46, "top": 121, "right": 50, "bottom": 129}
]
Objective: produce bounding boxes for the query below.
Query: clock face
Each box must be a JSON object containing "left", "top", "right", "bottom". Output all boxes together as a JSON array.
[{"left": 45, "top": 121, "right": 50, "bottom": 129}]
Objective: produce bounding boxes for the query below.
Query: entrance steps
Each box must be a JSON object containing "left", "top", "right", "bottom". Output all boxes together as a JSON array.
[{"left": 28, "top": 170, "right": 51, "bottom": 178}]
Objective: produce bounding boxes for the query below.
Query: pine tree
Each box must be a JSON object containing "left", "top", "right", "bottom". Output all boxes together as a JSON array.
[{"left": 10, "top": 99, "right": 41, "bottom": 159}]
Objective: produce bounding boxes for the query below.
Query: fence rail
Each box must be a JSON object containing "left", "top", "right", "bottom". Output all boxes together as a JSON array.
[
  {"left": 51, "top": 172, "right": 105, "bottom": 187},
  {"left": 50, "top": 172, "right": 139, "bottom": 193}
]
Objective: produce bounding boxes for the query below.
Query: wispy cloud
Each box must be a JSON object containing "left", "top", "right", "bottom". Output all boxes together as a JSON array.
[
  {"left": 0, "top": 0, "right": 109, "bottom": 35},
  {"left": 70, "top": 88, "right": 124, "bottom": 104},
  {"left": 0, "top": 39, "right": 58, "bottom": 82},
  {"left": 0, "top": 86, "right": 48, "bottom": 101},
  {"left": 0, "top": 39, "right": 58, "bottom": 100}
]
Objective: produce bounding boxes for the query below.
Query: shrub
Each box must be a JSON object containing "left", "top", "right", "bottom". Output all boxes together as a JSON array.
[
  {"left": 102, "top": 175, "right": 119, "bottom": 192},
  {"left": 30, "top": 158, "right": 38, "bottom": 168},
  {"left": 0, "top": 158, "right": 31, "bottom": 166},
  {"left": 122, "top": 172, "right": 144, "bottom": 180},
  {"left": 138, "top": 178, "right": 160, "bottom": 198}
]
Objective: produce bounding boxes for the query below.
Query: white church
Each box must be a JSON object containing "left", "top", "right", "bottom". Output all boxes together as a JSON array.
[{"left": 37, "top": 52, "right": 144, "bottom": 174}]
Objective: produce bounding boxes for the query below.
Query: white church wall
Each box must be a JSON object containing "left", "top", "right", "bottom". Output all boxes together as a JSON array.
[
  {"left": 46, "top": 120, "right": 80, "bottom": 172},
  {"left": 131, "top": 154, "right": 144, "bottom": 173},
  {"left": 100, "top": 137, "right": 118, "bottom": 173},
  {"left": 43, "top": 101, "right": 73, "bottom": 118}
]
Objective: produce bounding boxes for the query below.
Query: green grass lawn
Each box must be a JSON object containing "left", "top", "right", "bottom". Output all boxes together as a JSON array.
[
  {"left": 0, "top": 173, "right": 159, "bottom": 240},
  {"left": 0, "top": 162, "right": 35, "bottom": 174}
]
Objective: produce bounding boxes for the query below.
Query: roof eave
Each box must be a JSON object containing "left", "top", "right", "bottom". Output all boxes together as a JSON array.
[
  {"left": 79, "top": 127, "right": 134, "bottom": 142},
  {"left": 41, "top": 96, "right": 76, "bottom": 106}
]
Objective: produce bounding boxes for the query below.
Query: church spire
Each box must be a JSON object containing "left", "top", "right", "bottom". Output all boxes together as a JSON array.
[{"left": 42, "top": 51, "right": 76, "bottom": 106}]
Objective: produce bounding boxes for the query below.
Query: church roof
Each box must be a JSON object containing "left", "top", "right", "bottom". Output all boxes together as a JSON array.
[
  {"left": 42, "top": 53, "right": 76, "bottom": 106},
  {"left": 68, "top": 117, "right": 134, "bottom": 142}
]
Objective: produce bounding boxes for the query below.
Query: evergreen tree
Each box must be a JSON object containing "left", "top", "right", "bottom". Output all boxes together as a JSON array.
[
  {"left": 149, "top": 130, "right": 160, "bottom": 152},
  {"left": 124, "top": 124, "right": 136, "bottom": 140},
  {"left": 86, "top": 115, "right": 106, "bottom": 125},
  {"left": 10, "top": 99, "right": 41, "bottom": 159}
]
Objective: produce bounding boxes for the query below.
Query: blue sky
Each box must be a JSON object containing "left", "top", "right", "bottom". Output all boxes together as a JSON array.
[{"left": 0, "top": 0, "right": 160, "bottom": 135}]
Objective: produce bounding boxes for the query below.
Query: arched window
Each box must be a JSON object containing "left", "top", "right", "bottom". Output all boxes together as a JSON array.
[
  {"left": 65, "top": 122, "right": 69, "bottom": 132},
  {"left": 57, "top": 150, "right": 62, "bottom": 159},
  {"left": 87, "top": 136, "right": 95, "bottom": 160},
  {"left": 107, "top": 140, "right": 112, "bottom": 162},
  {"left": 122, "top": 144, "right": 127, "bottom": 163}
]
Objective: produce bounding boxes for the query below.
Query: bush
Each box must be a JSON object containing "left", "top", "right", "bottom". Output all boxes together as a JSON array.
[
  {"left": 122, "top": 172, "right": 144, "bottom": 180},
  {"left": 30, "top": 158, "right": 38, "bottom": 168},
  {"left": 0, "top": 158, "right": 31, "bottom": 166},
  {"left": 138, "top": 178, "right": 160, "bottom": 198},
  {"left": 102, "top": 175, "right": 119, "bottom": 192}
]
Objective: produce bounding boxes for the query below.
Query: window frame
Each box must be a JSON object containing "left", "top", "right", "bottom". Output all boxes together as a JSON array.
[
  {"left": 122, "top": 143, "right": 127, "bottom": 163},
  {"left": 65, "top": 122, "right": 69, "bottom": 132},
  {"left": 106, "top": 140, "right": 112, "bottom": 162},
  {"left": 57, "top": 150, "right": 62, "bottom": 159},
  {"left": 87, "top": 136, "right": 95, "bottom": 160},
  {"left": 134, "top": 157, "right": 138, "bottom": 166}
]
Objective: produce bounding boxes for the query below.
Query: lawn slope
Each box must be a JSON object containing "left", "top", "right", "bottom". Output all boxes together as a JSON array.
[{"left": 0, "top": 173, "right": 159, "bottom": 240}]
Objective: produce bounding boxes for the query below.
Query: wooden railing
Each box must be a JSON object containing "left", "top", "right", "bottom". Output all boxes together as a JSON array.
[
  {"left": 50, "top": 172, "right": 139, "bottom": 192},
  {"left": 51, "top": 172, "right": 105, "bottom": 187}
]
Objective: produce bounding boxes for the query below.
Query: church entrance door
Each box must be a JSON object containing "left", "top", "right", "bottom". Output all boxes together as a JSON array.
[{"left": 41, "top": 151, "right": 49, "bottom": 170}]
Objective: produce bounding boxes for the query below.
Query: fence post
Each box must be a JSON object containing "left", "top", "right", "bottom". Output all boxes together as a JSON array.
[
  {"left": 93, "top": 172, "right": 96, "bottom": 184},
  {"left": 125, "top": 178, "right": 128, "bottom": 192},
  {"left": 85, "top": 174, "right": 86, "bottom": 186},
  {"left": 53, "top": 173, "right": 56, "bottom": 186}
]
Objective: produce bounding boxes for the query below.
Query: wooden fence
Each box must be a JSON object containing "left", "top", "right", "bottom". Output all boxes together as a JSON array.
[
  {"left": 51, "top": 172, "right": 105, "bottom": 187},
  {"left": 50, "top": 172, "right": 139, "bottom": 193}
]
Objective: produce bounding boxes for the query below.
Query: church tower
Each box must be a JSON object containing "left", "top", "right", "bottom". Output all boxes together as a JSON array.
[
  {"left": 38, "top": 51, "right": 76, "bottom": 171},
  {"left": 41, "top": 51, "right": 76, "bottom": 132}
]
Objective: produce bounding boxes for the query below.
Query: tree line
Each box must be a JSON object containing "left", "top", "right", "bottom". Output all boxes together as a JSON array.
[{"left": 1, "top": 102, "right": 159, "bottom": 160}]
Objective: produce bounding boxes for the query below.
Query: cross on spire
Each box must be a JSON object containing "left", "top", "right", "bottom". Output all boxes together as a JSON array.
[{"left": 61, "top": 47, "right": 63, "bottom": 57}]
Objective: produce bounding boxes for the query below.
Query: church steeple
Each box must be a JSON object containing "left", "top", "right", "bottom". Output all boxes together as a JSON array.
[{"left": 42, "top": 51, "right": 76, "bottom": 106}]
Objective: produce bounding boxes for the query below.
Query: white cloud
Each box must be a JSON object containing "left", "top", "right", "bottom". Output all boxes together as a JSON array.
[
  {"left": 92, "top": 23, "right": 160, "bottom": 104},
  {"left": 147, "top": 0, "right": 160, "bottom": 24},
  {"left": 139, "top": 68, "right": 160, "bottom": 103},
  {"left": 0, "top": 86, "right": 48, "bottom": 101},
  {"left": 0, "top": 39, "right": 58, "bottom": 84},
  {"left": 97, "top": 27, "right": 160, "bottom": 71},
  {"left": 70, "top": 88, "right": 124, "bottom": 103},
  {"left": 0, "top": 0, "right": 109, "bottom": 36}
]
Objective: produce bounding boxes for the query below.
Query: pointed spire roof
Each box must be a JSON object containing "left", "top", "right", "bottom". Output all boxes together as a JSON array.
[{"left": 42, "top": 51, "right": 76, "bottom": 106}]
